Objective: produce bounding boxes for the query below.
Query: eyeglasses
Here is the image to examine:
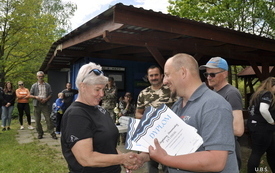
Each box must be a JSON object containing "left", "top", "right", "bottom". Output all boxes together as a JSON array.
[
  {"left": 82, "top": 69, "right": 103, "bottom": 82},
  {"left": 37, "top": 76, "right": 44, "bottom": 78},
  {"left": 203, "top": 71, "right": 224, "bottom": 78},
  {"left": 18, "top": 84, "right": 24, "bottom": 86}
]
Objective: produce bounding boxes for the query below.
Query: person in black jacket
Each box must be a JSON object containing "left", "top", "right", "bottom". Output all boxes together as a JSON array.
[
  {"left": 247, "top": 77, "right": 275, "bottom": 173},
  {"left": 2, "top": 82, "right": 16, "bottom": 131}
]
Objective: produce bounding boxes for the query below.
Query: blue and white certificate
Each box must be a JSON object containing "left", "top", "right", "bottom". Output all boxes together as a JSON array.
[{"left": 126, "top": 104, "right": 203, "bottom": 155}]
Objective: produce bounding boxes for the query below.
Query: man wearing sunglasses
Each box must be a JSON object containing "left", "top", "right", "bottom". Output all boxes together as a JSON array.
[{"left": 199, "top": 57, "right": 244, "bottom": 170}]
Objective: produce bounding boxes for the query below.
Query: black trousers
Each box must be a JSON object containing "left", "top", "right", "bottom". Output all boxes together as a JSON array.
[
  {"left": 17, "top": 103, "right": 31, "bottom": 125},
  {"left": 55, "top": 112, "right": 63, "bottom": 132},
  {"left": 247, "top": 131, "right": 275, "bottom": 173}
]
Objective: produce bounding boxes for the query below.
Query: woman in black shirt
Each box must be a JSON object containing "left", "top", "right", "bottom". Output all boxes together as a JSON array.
[
  {"left": 61, "top": 62, "right": 141, "bottom": 173},
  {"left": 247, "top": 77, "right": 275, "bottom": 173}
]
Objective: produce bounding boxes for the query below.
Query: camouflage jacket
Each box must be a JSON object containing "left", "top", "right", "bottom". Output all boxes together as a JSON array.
[
  {"left": 101, "top": 85, "right": 117, "bottom": 109},
  {"left": 119, "top": 100, "right": 136, "bottom": 117},
  {"left": 136, "top": 85, "right": 177, "bottom": 110}
]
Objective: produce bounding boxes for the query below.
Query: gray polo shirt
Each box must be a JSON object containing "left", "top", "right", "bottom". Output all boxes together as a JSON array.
[{"left": 168, "top": 83, "right": 238, "bottom": 173}]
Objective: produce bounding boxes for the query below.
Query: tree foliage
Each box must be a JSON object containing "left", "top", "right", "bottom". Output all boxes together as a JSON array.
[
  {"left": 0, "top": 0, "right": 76, "bottom": 87},
  {"left": 168, "top": 0, "right": 275, "bottom": 102},
  {"left": 168, "top": 0, "right": 275, "bottom": 38}
]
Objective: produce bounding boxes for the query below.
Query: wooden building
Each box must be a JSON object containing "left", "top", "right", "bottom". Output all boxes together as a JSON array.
[{"left": 39, "top": 3, "right": 275, "bottom": 104}]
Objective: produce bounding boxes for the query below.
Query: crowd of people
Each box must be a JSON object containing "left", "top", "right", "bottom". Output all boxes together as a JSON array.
[
  {"left": 0, "top": 72, "right": 78, "bottom": 140},
  {"left": 1, "top": 53, "right": 275, "bottom": 173}
]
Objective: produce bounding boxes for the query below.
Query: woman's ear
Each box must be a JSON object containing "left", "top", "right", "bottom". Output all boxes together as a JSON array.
[{"left": 79, "top": 82, "right": 85, "bottom": 90}]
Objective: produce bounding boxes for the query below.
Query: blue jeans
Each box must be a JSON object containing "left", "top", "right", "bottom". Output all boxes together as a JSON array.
[{"left": 2, "top": 106, "right": 14, "bottom": 127}]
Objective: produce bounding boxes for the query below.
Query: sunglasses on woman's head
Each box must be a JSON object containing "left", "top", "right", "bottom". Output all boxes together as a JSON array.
[
  {"left": 203, "top": 71, "right": 224, "bottom": 78},
  {"left": 82, "top": 69, "right": 104, "bottom": 82}
]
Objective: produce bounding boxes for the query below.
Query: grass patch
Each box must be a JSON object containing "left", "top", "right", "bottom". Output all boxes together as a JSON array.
[
  {"left": 0, "top": 120, "right": 272, "bottom": 173},
  {"left": 0, "top": 125, "right": 67, "bottom": 173}
]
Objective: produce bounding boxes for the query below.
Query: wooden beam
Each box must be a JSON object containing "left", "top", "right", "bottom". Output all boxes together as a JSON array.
[
  {"left": 103, "top": 30, "right": 182, "bottom": 50},
  {"left": 85, "top": 42, "right": 125, "bottom": 52},
  {"left": 250, "top": 62, "right": 263, "bottom": 81},
  {"left": 146, "top": 46, "right": 166, "bottom": 68},
  {"left": 87, "top": 52, "right": 155, "bottom": 62},
  {"left": 103, "top": 31, "right": 272, "bottom": 65},
  {"left": 61, "top": 20, "right": 124, "bottom": 49},
  {"left": 194, "top": 53, "right": 204, "bottom": 61},
  {"left": 56, "top": 49, "right": 88, "bottom": 57},
  {"left": 270, "top": 66, "right": 275, "bottom": 77},
  {"left": 111, "top": 47, "right": 148, "bottom": 54}
]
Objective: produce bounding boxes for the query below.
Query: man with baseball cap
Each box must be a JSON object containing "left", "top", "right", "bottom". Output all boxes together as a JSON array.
[{"left": 199, "top": 57, "right": 244, "bottom": 170}]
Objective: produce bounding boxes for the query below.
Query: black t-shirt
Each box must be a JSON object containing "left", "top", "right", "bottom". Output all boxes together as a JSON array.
[
  {"left": 62, "top": 89, "right": 78, "bottom": 110},
  {"left": 248, "top": 91, "right": 275, "bottom": 132},
  {"left": 61, "top": 102, "right": 121, "bottom": 173}
]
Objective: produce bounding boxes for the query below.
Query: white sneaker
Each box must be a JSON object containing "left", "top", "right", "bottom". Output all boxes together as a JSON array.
[
  {"left": 20, "top": 126, "right": 24, "bottom": 130},
  {"left": 28, "top": 126, "right": 34, "bottom": 130}
]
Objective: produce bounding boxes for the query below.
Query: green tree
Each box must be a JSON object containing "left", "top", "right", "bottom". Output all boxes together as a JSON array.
[
  {"left": 0, "top": 0, "right": 76, "bottom": 86},
  {"left": 168, "top": 0, "right": 275, "bottom": 38},
  {"left": 168, "top": 0, "right": 275, "bottom": 99}
]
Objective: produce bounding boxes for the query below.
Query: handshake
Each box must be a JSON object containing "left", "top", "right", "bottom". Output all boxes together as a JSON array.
[
  {"left": 121, "top": 139, "right": 169, "bottom": 172},
  {"left": 121, "top": 152, "right": 149, "bottom": 172}
]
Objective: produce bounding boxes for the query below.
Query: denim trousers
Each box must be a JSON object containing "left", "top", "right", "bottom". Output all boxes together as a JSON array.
[
  {"left": 2, "top": 106, "right": 14, "bottom": 127},
  {"left": 33, "top": 102, "right": 54, "bottom": 136}
]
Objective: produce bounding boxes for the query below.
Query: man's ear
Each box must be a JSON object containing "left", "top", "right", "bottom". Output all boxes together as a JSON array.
[{"left": 181, "top": 67, "right": 187, "bottom": 78}]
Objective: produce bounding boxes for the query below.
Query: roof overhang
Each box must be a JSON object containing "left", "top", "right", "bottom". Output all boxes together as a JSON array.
[{"left": 41, "top": 3, "right": 275, "bottom": 78}]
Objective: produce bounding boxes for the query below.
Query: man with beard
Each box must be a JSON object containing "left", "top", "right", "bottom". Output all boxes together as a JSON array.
[
  {"left": 30, "top": 71, "right": 57, "bottom": 139},
  {"left": 135, "top": 65, "right": 177, "bottom": 173}
]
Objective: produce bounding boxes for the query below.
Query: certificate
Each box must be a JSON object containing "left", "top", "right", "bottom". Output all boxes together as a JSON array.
[
  {"left": 126, "top": 104, "right": 203, "bottom": 155},
  {"left": 125, "top": 118, "right": 148, "bottom": 152}
]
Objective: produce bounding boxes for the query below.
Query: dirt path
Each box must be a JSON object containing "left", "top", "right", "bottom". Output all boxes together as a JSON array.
[{"left": 15, "top": 124, "right": 153, "bottom": 173}]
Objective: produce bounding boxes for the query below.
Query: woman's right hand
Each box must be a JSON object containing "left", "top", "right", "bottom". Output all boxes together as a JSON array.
[{"left": 121, "top": 152, "right": 140, "bottom": 170}]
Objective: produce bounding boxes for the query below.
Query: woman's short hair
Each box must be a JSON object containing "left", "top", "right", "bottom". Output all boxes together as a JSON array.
[{"left": 75, "top": 62, "right": 108, "bottom": 88}]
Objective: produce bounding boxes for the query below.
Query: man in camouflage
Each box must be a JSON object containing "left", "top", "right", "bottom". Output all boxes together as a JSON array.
[
  {"left": 135, "top": 65, "right": 177, "bottom": 173},
  {"left": 101, "top": 77, "right": 117, "bottom": 122}
]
